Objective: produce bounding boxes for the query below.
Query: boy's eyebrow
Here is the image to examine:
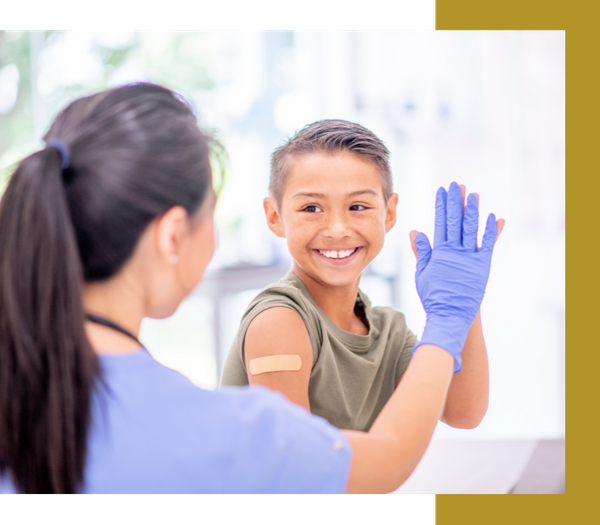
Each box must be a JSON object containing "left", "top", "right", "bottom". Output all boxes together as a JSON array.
[
  {"left": 292, "top": 192, "right": 326, "bottom": 199},
  {"left": 292, "top": 189, "right": 379, "bottom": 199},
  {"left": 347, "top": 189, "right": 379, "bottom": 198}
]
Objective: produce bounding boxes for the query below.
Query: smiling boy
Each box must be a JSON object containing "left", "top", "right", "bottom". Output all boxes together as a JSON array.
[{"left": 221, "top": 120, "right": 502, "bottom": 432}]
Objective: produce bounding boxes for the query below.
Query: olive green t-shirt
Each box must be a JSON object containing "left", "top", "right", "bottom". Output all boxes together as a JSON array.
[{"left": 220, "top": 272, "right": 418, "bottom": 431}]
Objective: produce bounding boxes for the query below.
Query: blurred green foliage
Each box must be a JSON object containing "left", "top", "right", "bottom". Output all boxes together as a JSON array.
[
  {"left": 0, "top": 31, "right": 35, "bottom": 191},
  {"left": 0, "top": 31, "right": 221, "bottom": 194}
]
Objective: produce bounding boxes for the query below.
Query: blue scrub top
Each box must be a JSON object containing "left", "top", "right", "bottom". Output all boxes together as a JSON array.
[{"left": 0, "top": 349, "right": 352, "bottom": 494}]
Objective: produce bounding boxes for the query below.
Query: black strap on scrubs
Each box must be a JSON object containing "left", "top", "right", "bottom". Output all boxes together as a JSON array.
[{"left": 85, "top": 313, "right": 144, "bottom": 348}]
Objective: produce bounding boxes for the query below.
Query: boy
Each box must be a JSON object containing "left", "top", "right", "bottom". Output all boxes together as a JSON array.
[{"left": 221, "top": 120, "right": 503, "bottom": 432}]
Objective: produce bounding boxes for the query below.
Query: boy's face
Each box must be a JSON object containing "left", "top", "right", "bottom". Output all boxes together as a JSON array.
[{"left": 264, "top": 151, "right": 398, "bottom": 289}]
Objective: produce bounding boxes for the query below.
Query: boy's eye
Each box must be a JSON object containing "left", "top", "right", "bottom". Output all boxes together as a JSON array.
[
  {"left": 350, "top": 204, "right": 368, "bottom": 211},
  {"left": 303, "top": 205, "right": 323, "bottom": 213}
]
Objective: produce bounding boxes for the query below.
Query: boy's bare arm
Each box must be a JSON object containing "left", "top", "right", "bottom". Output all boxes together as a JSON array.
[
  {"left": 244, "top": 307, "right": 312, "bottom": 410},
  {"left": 440, "top": 311, "right": 489, "bottom": 428}
]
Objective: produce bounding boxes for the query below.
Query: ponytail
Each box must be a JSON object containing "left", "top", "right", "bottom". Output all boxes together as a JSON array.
[
  {"left": 0, "top": 82, "right": 216, "bottom": 493},
  {"left": 0, "top": 147, "right": 99, "bottom": 493}
]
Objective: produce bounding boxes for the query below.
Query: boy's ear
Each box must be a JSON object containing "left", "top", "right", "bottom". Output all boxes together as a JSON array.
[
  {"left": 264, "top": 197, "right": 286, "bottom": 238},
  {"left": 385, "top": 193, "right": 398, "bottom": 233}
]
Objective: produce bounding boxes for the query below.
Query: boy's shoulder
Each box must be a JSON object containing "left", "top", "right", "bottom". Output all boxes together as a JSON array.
[
  {"left": 224, "top": 271, "right": 324, "bottom": 380},
  {"left": 222, "top": 273, "right": 418, "bottom": 388}
]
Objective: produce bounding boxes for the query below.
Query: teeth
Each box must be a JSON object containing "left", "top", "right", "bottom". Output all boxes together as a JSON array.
[{"left": 319, "top": 248, "right": 357, "bottom": 259}]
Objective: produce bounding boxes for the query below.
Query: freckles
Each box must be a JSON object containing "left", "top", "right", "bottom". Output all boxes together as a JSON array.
[
  {"left": 293, "top": 222, "right": 315, "bottom": 238},
  {"left": 363, "top": 216, "right": 382, "bottom": 232}
]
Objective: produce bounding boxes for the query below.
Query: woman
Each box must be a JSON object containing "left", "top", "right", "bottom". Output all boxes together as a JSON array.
[{"left": 0, "top": 83, "right": 498, "bottom": 494}]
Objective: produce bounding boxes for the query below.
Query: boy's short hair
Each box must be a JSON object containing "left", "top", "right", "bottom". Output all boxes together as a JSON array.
[{"left": 269, "top": 120, "right": 393, "bottom": 206}]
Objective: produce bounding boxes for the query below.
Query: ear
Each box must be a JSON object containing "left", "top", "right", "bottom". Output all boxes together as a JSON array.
[
  {"left": 384, "top": 193, "right": 398, "bottom": 233},
  {"left": 154, "top": 206, "right": 188, "bottom": 262},
  {"left": 264, "top": 197, "right": 286, "bottom": 238}
]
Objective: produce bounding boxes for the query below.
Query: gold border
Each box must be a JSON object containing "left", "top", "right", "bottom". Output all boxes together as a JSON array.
[{"left": 436, "top": 0, "right": 578, "bottom": 524}]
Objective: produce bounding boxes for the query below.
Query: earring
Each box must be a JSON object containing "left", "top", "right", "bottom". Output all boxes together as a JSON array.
[{"left": 169, "top": 254, "right": 179, "bottom": 265}]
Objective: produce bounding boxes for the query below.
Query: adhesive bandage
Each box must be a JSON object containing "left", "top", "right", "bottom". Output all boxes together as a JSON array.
[{"left": 248, "top": 355, "right": 302, "bottom": 375}]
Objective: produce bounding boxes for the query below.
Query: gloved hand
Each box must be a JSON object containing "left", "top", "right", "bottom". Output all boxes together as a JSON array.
[{"left": 411, "top": 182, "right": 498, "bottom": 372}]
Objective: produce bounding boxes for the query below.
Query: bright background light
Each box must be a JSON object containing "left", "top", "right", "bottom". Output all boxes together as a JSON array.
[{"left": 0, "top": 30, "right": 564, "bottom": 441}]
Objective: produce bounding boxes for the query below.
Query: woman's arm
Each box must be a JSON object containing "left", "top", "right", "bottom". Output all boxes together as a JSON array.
[
  {"left": 343, "top": 344, "right": 454, "bottom": 493},
  {"left": 244, "top": 306, "right": 312, "bottom": 411},
  {"left": 243, "top": 306, "right": 461, "bottom": 493}
]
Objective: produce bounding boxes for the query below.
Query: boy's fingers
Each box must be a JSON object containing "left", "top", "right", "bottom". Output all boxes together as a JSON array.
[
  {"left": 495, "top": 218, "right": 505, "bottom": 242},
  {"left": 409, "top": 230, "right": 419, "bottom": 259},
  {"left": 433, "top": 187, "right": 447, "bottom": 247},
  {"left": 446, "top": 182, "right": 463, "bottom": 245},
  {"left": 460, "top": 184, "right": 466, "bottom": 212}
]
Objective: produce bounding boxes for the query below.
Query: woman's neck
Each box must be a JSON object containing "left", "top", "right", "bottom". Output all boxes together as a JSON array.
[
  {"left": 292, "top": 264, "right": 369, "bottom": 335},
  {"left": 83, "top": 272, "right": 147, "bottom": 355}
]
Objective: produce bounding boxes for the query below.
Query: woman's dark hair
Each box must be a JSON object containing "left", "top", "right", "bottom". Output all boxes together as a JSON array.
[
  {"left": 270, "top": 119, "right": 393, "bottom": 206},
  {"left": 0, "top": 83, "right": 217, "bottom": 493}
]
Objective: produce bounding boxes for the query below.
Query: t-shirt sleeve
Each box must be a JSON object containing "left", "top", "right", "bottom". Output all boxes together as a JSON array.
[
  {"left": 221, "top": 288, "right": 321, "bottom": 387},
  {"left": 226, "top": 386, "right": 352, "bottom": 493}
]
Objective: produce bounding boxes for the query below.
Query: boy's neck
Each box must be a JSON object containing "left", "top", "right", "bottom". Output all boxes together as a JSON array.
[{"left": 292, "top": 264, "right": 369, "bottom": 336}]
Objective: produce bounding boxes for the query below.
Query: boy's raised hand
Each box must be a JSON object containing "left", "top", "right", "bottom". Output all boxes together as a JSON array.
[{"left": 408, "top": 182, "right": 504, "bottom": 372}]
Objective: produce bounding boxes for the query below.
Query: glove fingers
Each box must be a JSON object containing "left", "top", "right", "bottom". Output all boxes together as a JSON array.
[
  {"left": 481, "top": 213, "right": 498, "bottom": 252},
  {"left": 433, "top": 187, "right": 447, "bottom": 248},
  {"left": 446, "top": 182, "right": 463, "bottom": 245},
  {"left": 462, "top": 193, "right": 479, "bottom": 252},
  {"left": 415, "top": 232, "right": 432, "bottom": 276}
]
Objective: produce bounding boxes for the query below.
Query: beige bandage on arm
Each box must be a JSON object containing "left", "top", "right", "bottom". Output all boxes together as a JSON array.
[{"left": 248, "top": 354, "right": 302, "bottom": 375}]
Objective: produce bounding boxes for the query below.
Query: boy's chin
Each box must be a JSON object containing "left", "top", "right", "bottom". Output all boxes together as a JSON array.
[
  {"left": 320, "top": 274, "right": 363, "bottom": 288},
  {"left": 294, "top": 263, "right": 365, "bottom": 289}
]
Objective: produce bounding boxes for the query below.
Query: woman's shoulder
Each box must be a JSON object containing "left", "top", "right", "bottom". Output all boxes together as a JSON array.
[
  {"left": 97, "top": 350, "right": 321, "bottom": 430},
  {"left": 219, "top": 385, "right": 352, "bottom": 493},
  {"left": 89, "top": 354, "right": 351, "bottom": 493}
]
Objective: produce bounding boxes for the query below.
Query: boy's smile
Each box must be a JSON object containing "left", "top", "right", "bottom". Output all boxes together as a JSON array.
[
  {"left": 316, "top": 246, "right": 360, "bottom": 261},
  {"left": 264, "top": 151, "right": 398, "bottom": 292}
]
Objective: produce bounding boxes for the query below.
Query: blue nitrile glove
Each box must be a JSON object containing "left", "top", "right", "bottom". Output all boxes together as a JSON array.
[{"left": 411, "top": 182, "right": 497, "bottom": 372}]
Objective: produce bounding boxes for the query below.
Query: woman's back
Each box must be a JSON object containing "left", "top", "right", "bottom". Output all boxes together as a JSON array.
[{"left": 2, "top": 349, "right": 351, "bottom": 494}]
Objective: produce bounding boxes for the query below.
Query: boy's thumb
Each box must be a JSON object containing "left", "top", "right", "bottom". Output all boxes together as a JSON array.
[{"left": 409, "top": 230, "right": 419, "bottom": 258}]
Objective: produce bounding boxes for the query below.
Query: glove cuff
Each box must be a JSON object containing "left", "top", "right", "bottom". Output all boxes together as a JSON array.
[{"left": 411, "top": 316, "right": 472, "bottom": 373}]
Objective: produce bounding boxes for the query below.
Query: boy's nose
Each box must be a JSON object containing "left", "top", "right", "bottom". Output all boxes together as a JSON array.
[{"left": 323, "top": 213, "right": 352, "bottom": 239}]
